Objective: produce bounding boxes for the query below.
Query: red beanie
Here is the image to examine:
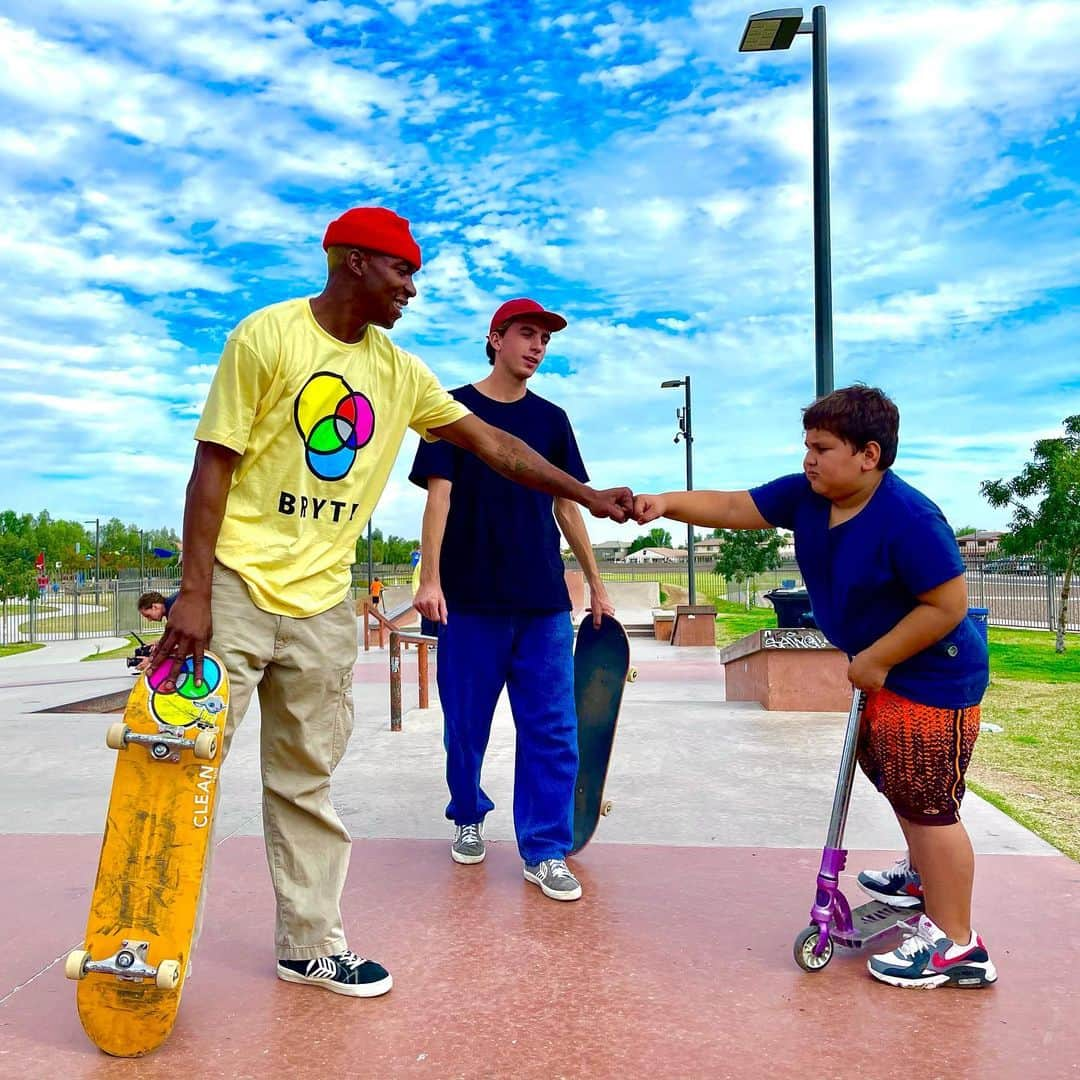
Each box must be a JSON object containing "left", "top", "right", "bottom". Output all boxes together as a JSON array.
[{"left": 322, "top": 207, "right": 422, "bottom": 269}]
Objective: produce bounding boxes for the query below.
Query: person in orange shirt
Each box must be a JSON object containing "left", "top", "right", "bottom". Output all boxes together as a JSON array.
[{"left": 369, "top": 576, "right": 383, "bottom": 609}]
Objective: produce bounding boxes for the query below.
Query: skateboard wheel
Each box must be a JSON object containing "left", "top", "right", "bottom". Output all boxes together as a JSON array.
[
  {"left": 192, "top": 730, "right": 218, "bottom": 760},
  {"left": 793, "top": 925, "right": 833, "bottom": 972},
  {"left": 105, "top": 723, "right": 128, "bottom": 750},
  {"left": 626, "top": 668, "right": 638, "bottom": 683},
  {"left": 65, "top": 949, "right": 90, "bottom": 981},
  {"left": 155, "top": 960, "right": 181, "bottom": 990},
  {"left": 601, "top": 800, "right": 614, "bottom": 816}
]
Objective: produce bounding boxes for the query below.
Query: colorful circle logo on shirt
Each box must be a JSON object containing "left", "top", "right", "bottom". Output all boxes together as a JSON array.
[
  {"left": 146, "top": 655, "right": 224, "bottom": 728},
  {"left": 294, "top": 372, "right": 375, "bottom": 481}
]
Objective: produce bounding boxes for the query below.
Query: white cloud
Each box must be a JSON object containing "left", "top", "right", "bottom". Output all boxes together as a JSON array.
[{"left": 0, "top": 0, "right": 1076, "bottom": 542}]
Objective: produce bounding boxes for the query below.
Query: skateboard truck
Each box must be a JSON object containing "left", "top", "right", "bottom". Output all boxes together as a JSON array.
[
  {"left": 106, "top": 721, "right": 218, "bottom": 762},
  {"left": 65, "top": 940, "right": 182, "bottom": 990}
]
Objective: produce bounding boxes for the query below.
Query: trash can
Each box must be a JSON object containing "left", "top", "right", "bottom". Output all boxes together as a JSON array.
[
  {"left": 967, "top": 607, "right": 989, "bottom": 647},
  {"left": 763, "top": 587, "right": 815, "bottom": 630}
]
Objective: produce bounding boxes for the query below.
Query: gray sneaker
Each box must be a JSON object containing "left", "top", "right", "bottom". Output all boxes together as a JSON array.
[
  {"left": 451, "top": 822, "right": 486, "bottom": 864},
  {"left": 523, "top": 858, "right": 582, "bottom": 901}
]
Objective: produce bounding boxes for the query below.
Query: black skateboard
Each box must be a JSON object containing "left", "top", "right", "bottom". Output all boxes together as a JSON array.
[{"left": 570, "top": 615, "right": 636, "bottom": 855}]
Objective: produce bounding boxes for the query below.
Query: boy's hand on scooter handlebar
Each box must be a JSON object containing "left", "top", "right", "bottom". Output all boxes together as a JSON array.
[{"left": 847, "top": 649, "right": 890, "bottom": 692}]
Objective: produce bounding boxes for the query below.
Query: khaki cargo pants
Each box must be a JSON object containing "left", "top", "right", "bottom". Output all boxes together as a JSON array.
[{"left": 208, "top": 563, "right": 357, "bottom": 961}]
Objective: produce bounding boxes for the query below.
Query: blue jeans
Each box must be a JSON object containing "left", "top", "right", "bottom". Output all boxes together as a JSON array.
[{"left": 437, "top": 611, "right": 577, "bottom": 864}]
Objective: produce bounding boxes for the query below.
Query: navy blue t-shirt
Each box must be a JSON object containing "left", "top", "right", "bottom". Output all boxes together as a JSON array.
[
  {"left": 749, "top": 470, "right": 988, "bottom": 708},
  {"left": 408, "top": 384, "right": 588, "bottom": 614}
]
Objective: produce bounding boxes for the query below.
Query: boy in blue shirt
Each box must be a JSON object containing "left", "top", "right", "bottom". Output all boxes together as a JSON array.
[{"left": 634, "top": 385, "right": 997, "bottom": 989}]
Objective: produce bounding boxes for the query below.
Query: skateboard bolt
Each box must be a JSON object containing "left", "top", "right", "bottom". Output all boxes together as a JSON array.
[
  {"left": 116, "top": 951, "right": 135, "bottom": 969},
  {"left": 151, "top": 743, "right": 171, "bottom": 759}
]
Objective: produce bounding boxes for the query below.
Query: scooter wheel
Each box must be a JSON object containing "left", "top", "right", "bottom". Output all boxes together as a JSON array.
[{"left": 793, "top": 925, "right": 833, "bottom": 972}]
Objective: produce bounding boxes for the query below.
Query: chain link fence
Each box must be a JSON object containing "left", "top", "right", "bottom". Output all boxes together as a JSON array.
[{"left": 2, "top": 557, "right": 1075, "bottom": 646}]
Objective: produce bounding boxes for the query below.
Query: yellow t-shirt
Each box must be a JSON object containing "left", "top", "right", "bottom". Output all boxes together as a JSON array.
[{"left": 195, "top": 298, "right": 469, "bottom": 617}]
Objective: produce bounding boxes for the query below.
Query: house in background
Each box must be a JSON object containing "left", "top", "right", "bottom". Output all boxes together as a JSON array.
[
  {"left": 956, "top": 531, "right": 1004, "bottom": 557},
  {"left": 623, "top": 547, "right": 683, "bottom": 564},
  {"left": 592, "top": 539, "right": 629, "bottom": 562},
  {"left": 693, "top": 536, "right": 722, "bottom": 558},
  {"left": 692, "top": 530, "right": 795, "bottom": 561}
]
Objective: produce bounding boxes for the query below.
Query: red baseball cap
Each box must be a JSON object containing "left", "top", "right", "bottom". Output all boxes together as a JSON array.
[
  {"left": 322, "top": 207, "right": 422, "bottom": 269},
  {"left": 489, "top": 298, "right": 567, "bottom": 336}
]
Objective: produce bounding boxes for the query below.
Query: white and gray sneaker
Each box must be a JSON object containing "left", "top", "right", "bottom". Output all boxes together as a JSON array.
[
  {"left": 523, "top": 858, "right": 582, "bottom": 901},
  {"left": 276, "top": 950, "right": 392, "bottom": 997},
  {"left": 452, "top": 822, "right": 486, "bottom": 864}
]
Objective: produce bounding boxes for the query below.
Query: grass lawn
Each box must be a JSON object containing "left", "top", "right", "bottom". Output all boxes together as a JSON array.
[
  {"left": 969, "top": 628, "right": 1079, "bottom": 860},
  {"left": 0, "top": 643, "right": 45, "bottom": 658},
  {"left": 710, "top": 606, "right": 1079, "bottom": 860},
  {"left": 1, "top": 602, "right": 60, "bottom": 615},
  {"left": 712, "top": 599, "right": 776, "bottom": 647},
  {"left": 84, "top": 633, "right": 161, "bottom": 662},
  {"left": 986, "top": 627, "right": 1080, "bottom": 682}
]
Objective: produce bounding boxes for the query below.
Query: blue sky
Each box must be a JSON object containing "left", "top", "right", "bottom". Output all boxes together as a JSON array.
[{"left": 1, "top": 0, "right": 1078, "bottom": 543}]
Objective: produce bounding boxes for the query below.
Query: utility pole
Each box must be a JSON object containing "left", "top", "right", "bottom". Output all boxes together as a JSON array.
[{"left": 661, "top": 377, "right": 696, "bottom": 604}]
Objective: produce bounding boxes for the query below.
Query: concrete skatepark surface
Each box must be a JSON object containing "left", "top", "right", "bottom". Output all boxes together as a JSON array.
[{"left": 1, "top": 632, "right": 1077, "bottom": 1078}]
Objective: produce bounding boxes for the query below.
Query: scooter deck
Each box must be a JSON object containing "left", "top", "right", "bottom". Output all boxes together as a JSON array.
[{"left": 831, "top": 899, "right": 919, "bottom": 949}]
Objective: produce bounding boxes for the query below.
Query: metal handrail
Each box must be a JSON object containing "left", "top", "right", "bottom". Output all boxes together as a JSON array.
[{"left": 388, "top": 630, "right": 437, "bottom": 731}]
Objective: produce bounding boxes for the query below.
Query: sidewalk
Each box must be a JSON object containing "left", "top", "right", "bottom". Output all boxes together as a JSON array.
[{"left": 1, "top": 636, "right": 1077, "bottom": 1078}]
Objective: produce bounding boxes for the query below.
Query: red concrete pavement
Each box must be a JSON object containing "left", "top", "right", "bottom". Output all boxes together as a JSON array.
[{"left": 2, "top": 837, "right": 1078, "bottom": 1079}]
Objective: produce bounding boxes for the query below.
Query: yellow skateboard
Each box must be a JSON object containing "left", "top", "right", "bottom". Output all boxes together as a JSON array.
[{"left": 65, "top": 653, "right": 229, "bottom": 1057}]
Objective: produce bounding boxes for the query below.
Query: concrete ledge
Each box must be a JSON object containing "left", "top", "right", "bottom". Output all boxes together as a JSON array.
[
  {"left": 671, "top": 604, "right": 716, "bottom": 646},
  {"left": 652, "top": 609, "right": 674, "bottom": 642},
  {"left": 717, "top": 628, "right": 850, "bottom": 711}
]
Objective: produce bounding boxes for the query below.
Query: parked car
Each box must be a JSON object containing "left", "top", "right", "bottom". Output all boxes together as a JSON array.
[{"left": 982, "top": 556, "right": 1039, "bottom": 575}]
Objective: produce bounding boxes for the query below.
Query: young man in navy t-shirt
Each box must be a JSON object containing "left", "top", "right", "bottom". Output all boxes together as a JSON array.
[
  {"left": 634, "top": 386, "right": 997, "bottom": 990},
  {"left": 409, "top": 298, "right": 614, "bottom": 901}
]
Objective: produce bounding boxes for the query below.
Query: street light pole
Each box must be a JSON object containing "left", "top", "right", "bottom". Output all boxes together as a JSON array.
[
  {"left": 739, "top": 5, "right": 834, "bottom": 398},
  {"left": 808, "top": 5, "right": 833, "bottom": 398},
  {"left": 661, "top": 377, "right": 696, "bottom": 605}
]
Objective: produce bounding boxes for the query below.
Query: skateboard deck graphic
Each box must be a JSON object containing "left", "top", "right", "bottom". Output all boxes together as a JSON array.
[
  {"left": 66, "top": 654, "right": 229, "bottom": 1057},
  {"left": 571, "top": 615, "right": 635, "bottom": 855}
]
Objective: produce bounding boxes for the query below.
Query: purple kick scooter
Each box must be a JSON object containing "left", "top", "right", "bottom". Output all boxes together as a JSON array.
[{"left": 794, "top": 690, "right": 919, "bottom": 972}]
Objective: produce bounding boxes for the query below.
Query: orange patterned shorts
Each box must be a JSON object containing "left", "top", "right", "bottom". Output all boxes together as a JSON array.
[{"left": 857, "top": 687, "right": 981, "bottom": 826}]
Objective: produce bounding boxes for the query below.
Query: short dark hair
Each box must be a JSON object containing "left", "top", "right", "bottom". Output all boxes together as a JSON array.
[
  {"left": 802, "top": 385, "right": 899, "bottom": 470},
  {"left": 137, "top": 590, "right": 166, "bottom": 611},
  {"left": 485, "top": 321, "right": 512, "bottom": 364}
]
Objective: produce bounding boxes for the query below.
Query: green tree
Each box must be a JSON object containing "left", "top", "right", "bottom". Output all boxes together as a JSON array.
[
  {"left": 713, "top": 529, "right": 784, "bottom": 608},
  {"left": 355, "top": 527, "right": 384, "bottom": 566},
  {"left": 0, "top": 550, "right": 38, "bottom": 600},
  {"left": 982, "top": 414, "right": 1080, "bottom": 653},
  {"left": 627, "top": 528, "right": 672, "bottom": 555},
  {"left": 382, "top": 535, "right": 419, "bottom": 565}
]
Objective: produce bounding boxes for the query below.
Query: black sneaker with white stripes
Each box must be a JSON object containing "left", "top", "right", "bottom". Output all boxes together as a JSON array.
[{"left": 276, "top": 950, "right": 392, "bottom": 997}]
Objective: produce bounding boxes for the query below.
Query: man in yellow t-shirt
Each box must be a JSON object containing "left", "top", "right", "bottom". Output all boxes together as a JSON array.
[{"left": 152, "top": 206, "right": 634, "bottom": 1001}]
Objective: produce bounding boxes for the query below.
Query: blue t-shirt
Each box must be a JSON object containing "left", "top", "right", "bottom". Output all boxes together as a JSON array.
[
  {"left": 749, "top": 470, "right": 988, "bottom": 708},
  {"left": 408, "top": 384, "right": 588, "bottom": 614}
]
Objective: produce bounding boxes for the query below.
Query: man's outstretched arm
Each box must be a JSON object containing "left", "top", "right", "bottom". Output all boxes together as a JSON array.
[{"left": 430, "top": 414, "right": 633, "bottom": 522}]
